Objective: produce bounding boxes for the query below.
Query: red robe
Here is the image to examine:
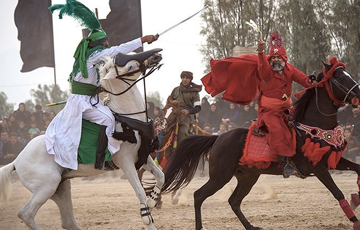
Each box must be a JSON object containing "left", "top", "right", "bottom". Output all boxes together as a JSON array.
[{"left": 202, "top": 53, "right": 311, "bottom": 157}]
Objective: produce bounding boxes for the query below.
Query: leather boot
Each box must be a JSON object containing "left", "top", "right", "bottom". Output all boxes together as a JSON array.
[
  {"left": 277, "top": 155, "right": 298, "bottom": 178},
  {"left": 94, "top": 125, "right": 112, "bottom": 170}
]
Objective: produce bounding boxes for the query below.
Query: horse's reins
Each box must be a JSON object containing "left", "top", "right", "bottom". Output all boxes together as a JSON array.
[{"left": 315, "top": 66, "right": 359, "bottom": 117}]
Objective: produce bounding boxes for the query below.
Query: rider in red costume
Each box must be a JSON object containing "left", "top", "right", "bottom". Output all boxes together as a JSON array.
[
  {"left": 201, "top": 31, "right": 317, "bottom": 178},
  {"left": 256, "top": 31, "right": 316, "bottom": 178}
]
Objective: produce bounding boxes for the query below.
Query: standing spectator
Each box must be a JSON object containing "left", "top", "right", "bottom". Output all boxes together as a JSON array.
[
  {"left": 33, "top": 104, "right": 45, "bottom": 131},
  {"left": 221, "top": 102, "right": 240, "bottom": 125},
  {"left": 13, "top": 102, "right": 32, "bottom": 128},
  {"left": 343, "top": 128, "right": 360, "bottom": 162},
  {"left": 1, "top": 132, "right": 24, "bottom": 165},
  {"left": 28, "top": 121, "right": 41, "bottom": 139},
  {"left": 8, "top": 114, "right": 19, "bottom": 134},
  {"left": 0, "top": 131, "right": 9, "bottom": 164},
  {"left": 206, "top": 103, "right": 222, "bottom": 133},
  {"left": 347, "top": 107, "right": 360, "bottom": 139}
]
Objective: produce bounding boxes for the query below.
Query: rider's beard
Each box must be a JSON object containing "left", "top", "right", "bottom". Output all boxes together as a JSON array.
[{"left": 271, "top": 60, "right": 285, "bottom": 71}]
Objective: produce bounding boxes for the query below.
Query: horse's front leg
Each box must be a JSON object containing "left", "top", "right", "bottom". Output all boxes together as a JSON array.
[
  {"left": 141, "top": 155, "right": 164, "bottom": 208},
  {"left": 116, "top": 152, "right": 157, "bottom": 230},
  {"left": 314, "top": 167, "right": 360, "bottom": 230},
  {"left": 335, "top": 157, "right": 360, "bottom": 210}
]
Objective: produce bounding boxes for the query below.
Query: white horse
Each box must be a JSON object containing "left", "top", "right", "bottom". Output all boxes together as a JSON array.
[{"left": 0, "top": 48, "right": 165, "bottom": 230}]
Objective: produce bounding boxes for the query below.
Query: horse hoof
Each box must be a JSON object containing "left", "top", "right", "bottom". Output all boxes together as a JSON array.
[
  {"left": 171, "top": 197, "right": 179, "bottom": 205},
  {"left": 353, "top": 220, "right": 360, "bottom": 230},
  {"left": 351, "top": 193, "right": 360, "bottom": 210}
]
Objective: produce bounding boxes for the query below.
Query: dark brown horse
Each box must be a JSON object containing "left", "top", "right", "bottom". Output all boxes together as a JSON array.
[{"left": 161, "top": 59, "right": 360, "bottom": 230}]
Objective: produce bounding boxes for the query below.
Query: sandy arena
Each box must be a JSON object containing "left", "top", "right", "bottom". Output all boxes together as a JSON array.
[{"left": 0, "top": 168, "right": 359, "bottom": 230}]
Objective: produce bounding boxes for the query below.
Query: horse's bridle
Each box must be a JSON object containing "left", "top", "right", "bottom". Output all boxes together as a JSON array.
[
  {"left": 100, "top": 60, "right": 163, "bottom": 117},
  {"left": 315, "top": 66, "right": 359, "bottom": 116}
]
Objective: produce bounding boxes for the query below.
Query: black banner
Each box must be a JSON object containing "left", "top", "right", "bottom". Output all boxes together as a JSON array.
[{"left": 14, "top": 0, "right": 54, "bottom": 72}]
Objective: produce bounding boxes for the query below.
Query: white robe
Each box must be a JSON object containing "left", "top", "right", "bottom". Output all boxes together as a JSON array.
[{"left": 45, "top": 38, "right": 142, "bottom": 170}]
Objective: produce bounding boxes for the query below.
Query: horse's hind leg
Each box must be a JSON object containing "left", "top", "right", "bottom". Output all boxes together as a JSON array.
[
  {"left": 51, "top": 179, "right": 82, "bottom": 230},
  {"left": 229, "top": 174, "right": 261, "bottom": 230},
  {"left": 335, "top": 157, "right": 360, "bottom": 210},
  {"left": 18, "top": 184, "right": 59, "bottom": 230}
]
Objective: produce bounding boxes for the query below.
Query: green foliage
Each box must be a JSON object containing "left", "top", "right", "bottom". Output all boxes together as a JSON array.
[{"left": 0, "top": 92, "right": 15, "bottom": 118}]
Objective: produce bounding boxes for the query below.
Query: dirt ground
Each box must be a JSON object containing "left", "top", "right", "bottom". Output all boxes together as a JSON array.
[{"left": 1, "top": 167, "right": 360, "bottom": 230}]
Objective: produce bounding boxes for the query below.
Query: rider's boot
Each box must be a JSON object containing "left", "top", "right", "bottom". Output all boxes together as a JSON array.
[
  {"left": 94, "top": 125, "right": 113, "bottom": 170},
  {"left": 277, "top": 155, "right": 298, "bottom": 178}
]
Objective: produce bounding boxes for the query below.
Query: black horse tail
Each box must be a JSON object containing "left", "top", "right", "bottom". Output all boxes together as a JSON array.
[{"left": 161, "top": 135, "right": 219, "bottom": 193}]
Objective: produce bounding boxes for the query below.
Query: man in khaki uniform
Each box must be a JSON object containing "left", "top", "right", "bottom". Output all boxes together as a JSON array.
[{"left": 170, "top": 71, "right": 202, "bottom": 141}]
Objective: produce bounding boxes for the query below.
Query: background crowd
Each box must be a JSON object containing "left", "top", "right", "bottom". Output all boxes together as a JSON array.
[
  {"left": 0, "top": 103, "right": 56, "bottom": 165},
  {"left": 2, "top": 97, "right": 360, "bottom": 165}
]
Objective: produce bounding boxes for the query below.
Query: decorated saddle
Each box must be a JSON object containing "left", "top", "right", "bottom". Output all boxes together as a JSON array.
[{"left": 239, "top": 122, "right": 347, "bottom": 170}]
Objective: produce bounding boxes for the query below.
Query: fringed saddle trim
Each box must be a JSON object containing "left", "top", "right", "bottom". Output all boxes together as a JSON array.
[{"left": 298, "top": 123, "right": 347, "bottom": 169}]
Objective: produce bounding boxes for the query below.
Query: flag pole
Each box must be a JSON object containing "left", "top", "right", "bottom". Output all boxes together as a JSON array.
[{"left": 49, "top": 0, "right": 57, "bottom": 86}]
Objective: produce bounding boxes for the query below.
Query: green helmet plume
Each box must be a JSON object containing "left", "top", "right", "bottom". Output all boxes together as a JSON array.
[
  {"left": 49, "top": 0, "right": 107, "bottom": 79},
  {"left": 49, "top": 0, "right": 103, "bottom": 33}
]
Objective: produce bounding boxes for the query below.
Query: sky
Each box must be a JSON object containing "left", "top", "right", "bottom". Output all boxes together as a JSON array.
[{"left": 0, "top": 0, "right": 208, "bottom": 108}]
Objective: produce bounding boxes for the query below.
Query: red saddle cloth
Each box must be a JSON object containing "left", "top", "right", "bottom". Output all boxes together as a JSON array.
[{"left": 239, "top": 124, "right": 278, "bottom": 169}]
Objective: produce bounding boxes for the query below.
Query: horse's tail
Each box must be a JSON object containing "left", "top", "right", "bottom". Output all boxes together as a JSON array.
[
  {"left": 161, "top": 135, "right": 218, "bottom": 193},
  {"left": 0, "top": 162, "right": 15, "bottom": 204}
]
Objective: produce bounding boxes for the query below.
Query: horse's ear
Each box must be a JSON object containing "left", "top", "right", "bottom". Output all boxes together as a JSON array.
[{"left": 322, "top": 60, "right": 332, "bottom": 72}]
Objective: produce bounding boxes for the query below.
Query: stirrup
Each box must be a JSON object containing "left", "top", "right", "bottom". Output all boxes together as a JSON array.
[
  {"left": 251, "top": 128, "right": 266, "bottom": 137},
  {"left": 282, "top": 164, "right": 298, "bottom": 178},
  {"left": 96, "top": 161, "right": 119, "bottom": 171}
]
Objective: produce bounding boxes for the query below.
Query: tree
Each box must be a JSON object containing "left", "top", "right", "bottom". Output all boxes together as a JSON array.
[
  {"left": 0, "top": 92, "right": 15, "bottom": 118},
  {"left": 30, "top": 84, "right": 68, "bottom": 113}
]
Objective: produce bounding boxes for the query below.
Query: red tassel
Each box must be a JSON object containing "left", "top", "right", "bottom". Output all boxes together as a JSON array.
[
  {"left": 160, "top": 156, "right": 167, "bottom": 168},
  {"left": 329, "top": 56, "right": 338, "bottom": 65},
  {"left": 327, "top": 151, "right": 343, "bottom": 169}
]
